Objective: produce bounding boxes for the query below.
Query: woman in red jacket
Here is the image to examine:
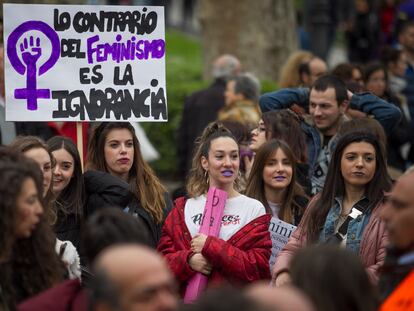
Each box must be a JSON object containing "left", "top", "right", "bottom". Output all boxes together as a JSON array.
[{"left": 158, "top": 122, "right": 271, "bottom": 294}]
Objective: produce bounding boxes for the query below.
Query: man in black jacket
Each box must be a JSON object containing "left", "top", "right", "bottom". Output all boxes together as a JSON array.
[{"left": 177, "top": 54, "right": 241, "bottom": 184}]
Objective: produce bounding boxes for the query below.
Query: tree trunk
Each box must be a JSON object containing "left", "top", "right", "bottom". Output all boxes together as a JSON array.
[{"left": 198, "top": 0, "right": 297, "bottom": 81}]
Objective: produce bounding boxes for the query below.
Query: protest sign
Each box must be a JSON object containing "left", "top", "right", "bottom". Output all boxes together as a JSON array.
[
  {"left": 184, "top": 187, "right": 228, "bottom": 304},
  {"left": 269, "top": 217, "right": 296, "bottom": 269},
  {"left": 3, "top": 4, "right": 167, "bottom": 122}
]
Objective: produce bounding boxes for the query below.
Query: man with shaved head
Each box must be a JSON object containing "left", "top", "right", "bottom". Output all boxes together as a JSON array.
[
  {"left": 91, "top": 244, "right": 178, "bottom": 311},
  {"left": 379, "top": 170, "right": 414, "bottom": 300},
  {"left": 246, "top": 283, "right": 315, "bottom": 311}
]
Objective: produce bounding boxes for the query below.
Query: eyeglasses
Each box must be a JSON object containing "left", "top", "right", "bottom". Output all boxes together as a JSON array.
[{"left": 255, "top": 123, "right": 266, "bottom": 133}]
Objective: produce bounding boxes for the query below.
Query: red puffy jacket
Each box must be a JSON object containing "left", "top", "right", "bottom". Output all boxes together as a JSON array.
[{"left": 157, "top": 197, "right": 272, "bottom": 294}]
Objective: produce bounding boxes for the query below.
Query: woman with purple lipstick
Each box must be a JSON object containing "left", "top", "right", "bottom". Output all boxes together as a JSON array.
[
  {"left": 248, "top": 110, "right": 311, "bottom": 194},
  {"left": 245, "top": 139, "right": 308, "bottom": 226},
  {"left": 158, "top": 122, "right": 271, "bottom": 295},
  {"left": 272, "top": 132, "right": 392, "bottom": 287}
]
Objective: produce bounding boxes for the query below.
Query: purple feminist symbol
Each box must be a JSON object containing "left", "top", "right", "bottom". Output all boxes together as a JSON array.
[{"left": 7, "top": 21, "right": 60, "bottom": 111}]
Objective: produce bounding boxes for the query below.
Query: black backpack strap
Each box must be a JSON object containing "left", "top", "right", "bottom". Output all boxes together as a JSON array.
[{"left": 326, "top": 199, "right": 370, "bottom": 244}]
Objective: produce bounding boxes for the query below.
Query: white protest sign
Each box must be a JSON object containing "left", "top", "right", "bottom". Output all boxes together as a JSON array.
[
  {"left": 269, "top": 217, "right": 297, "bottom": 269},
  {"left": 3, "top": 4, "right": 167, "bottom": 122}
]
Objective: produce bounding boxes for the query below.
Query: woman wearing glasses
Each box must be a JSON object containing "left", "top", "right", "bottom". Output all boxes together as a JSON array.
[{"left": 248, "top": 110, "right": 311, "bottom": 194}]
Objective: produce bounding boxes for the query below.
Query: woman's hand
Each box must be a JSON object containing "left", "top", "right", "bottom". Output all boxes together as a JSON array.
[
  {"left": 274, "top": 271, "right": 291, "bottom": 287},
  {"left": 191, "top": 234, "right": 208, "bottom": 253},
  {"left": 189, "top": 253, "right": 212, "bottom": 275}
]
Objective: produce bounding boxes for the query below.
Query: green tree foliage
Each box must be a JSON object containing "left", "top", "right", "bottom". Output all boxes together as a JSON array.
[{"left": 143, "top": 30, "right": 276, "bottom": 177}]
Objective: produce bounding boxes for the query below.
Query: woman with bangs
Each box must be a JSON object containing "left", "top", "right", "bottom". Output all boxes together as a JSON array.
[
  {"left": 246, "top": 139, "right": 308, "bottom": 226},
  {"left": 85, "top": 122, "right": 172, "bottom": 248}
]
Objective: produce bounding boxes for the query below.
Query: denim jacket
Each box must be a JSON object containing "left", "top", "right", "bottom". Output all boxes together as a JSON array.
[
  {"left": 318, "top": 197, "right": 372, "bottom": 254},
  {"left": 403, "top": 62, "right": 414, "bottom": 121},
  {"left": 259, "top": 88, "right": 402, "bottom": 192}
]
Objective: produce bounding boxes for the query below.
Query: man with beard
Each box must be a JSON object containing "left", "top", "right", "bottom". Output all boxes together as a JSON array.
[{"left": 260, "top": 74, "right": 401, "bottom": 194}]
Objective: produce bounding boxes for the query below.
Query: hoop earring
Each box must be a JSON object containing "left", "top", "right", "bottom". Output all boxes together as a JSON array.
[{"left": 204, "top": 170, "right": 209, "bottom": 185}]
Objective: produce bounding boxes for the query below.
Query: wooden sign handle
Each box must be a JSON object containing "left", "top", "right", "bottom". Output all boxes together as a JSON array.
[{"left": 76, "top": 122, "right": 84, "bottom": 172}]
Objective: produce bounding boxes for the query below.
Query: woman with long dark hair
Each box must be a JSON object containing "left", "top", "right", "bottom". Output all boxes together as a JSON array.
[
  {"left": 10, "top": 136, "right": 81, "bottom": 279},
  {"left": 272, "top": 132, "right": 392, "bottom": 286},
  {"left": 85, "top": 122, "right": 172, "bottom": 247},
  {"left": 0, "top": 148, "right": 64, "bottom": 310},
  {"left": 245, "top": 139, "right": 308, "bottom": 225},
  {"left": 47, "top": 136, "right": 85, "bottom": 252}
]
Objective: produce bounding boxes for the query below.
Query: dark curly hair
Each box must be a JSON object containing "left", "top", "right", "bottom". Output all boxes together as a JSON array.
[
  {"left": 0, "top": 147, "right": 64, "bottom": 310},
  {"left": 0, "top": 148, "right": 43, "bottom": 261}
]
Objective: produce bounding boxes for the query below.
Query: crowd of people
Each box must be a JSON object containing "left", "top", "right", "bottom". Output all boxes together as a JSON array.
[{"left": 1, "top": 6, "right": 414, "bottom": 311}]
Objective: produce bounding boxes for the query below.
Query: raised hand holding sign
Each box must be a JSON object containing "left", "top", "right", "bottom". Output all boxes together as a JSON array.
[{"left": 184, "top": 187, "right": 227, "bottom": 303}]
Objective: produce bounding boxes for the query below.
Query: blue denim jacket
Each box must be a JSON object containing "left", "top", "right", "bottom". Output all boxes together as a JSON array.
[
  {"left": 259, "top": 88, "right": 402, "bottom": 192},
  {"left": 318, "top": 197, "right": 372, "bottom": 254},
  {"left": 403, "top": 63, "right": 414, "bottom": 121}
]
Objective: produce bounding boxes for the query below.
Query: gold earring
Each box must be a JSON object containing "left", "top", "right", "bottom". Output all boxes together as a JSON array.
[{"left": 204, "top": 170, "right": 209, "bottom": 184}]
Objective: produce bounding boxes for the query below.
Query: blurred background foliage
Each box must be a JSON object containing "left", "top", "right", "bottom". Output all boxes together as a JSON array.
[{"left": 144, "top": 30, "right": 276, "bottom": 178}]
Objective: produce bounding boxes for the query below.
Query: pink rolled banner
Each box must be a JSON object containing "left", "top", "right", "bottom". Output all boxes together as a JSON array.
[{"left": 183, "top": 187, "right": 228, "bottom": 303}]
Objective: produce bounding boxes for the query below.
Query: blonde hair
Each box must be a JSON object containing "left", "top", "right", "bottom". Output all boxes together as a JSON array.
[
  {"left": 186, "top": 122, "right": 238, "bottom": 197},
  {"left": 278, "top": 51, "right": 313, "bottom": 88}
]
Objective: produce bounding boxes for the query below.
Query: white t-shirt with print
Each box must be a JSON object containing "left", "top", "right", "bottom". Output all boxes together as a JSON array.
[{"left": 184, "top": 194, "right": 266, "bottom": 241}]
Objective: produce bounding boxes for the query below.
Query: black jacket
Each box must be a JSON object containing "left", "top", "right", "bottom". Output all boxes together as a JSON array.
[
  {"left": 177, "top": 79, "right": 227, "bottom": 180},
  {"left": 378, "top": 247, "right": 414, "bottom": 301},
  {"left": 83, "top": 170, "right": 172, "bottom": 247},
  {"left": 54, "top": 211, "right": 81, "bottom": 253}
]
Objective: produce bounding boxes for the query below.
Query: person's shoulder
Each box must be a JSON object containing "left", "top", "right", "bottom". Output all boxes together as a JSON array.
[
  {"left": 187, "top": 81, "right": 225, "bottom": 102},
  {"left": 370, "top": 196, "right": 388, "bottom": 214},
  {"left": 294, "top": 195, "right": 309, "bottom": 209},
  {"left": 233, "top": 194, "right": 265, "bottom": 211},
  {"left": 84, "top": 170, "right": 127, "bottom": 186},
  {"left": 187, "top": 84, "right": 218, "bottom": 101},
  {"left": 185, "top": 195, "right": 206, "bottom": 206},
  {"left": 18, "top": 279, "right": 85, "bottom": 311}
]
